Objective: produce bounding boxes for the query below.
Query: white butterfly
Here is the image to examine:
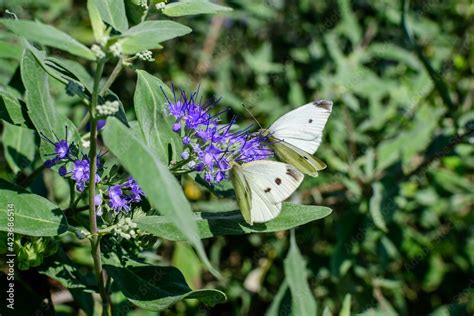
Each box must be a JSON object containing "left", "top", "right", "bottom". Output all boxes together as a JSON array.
[
  {"left": 231, "top": 160, "right": 304, "bottom": 225},
  {"left": 267, "top": 100, "right": 333, "bottom": 176}
]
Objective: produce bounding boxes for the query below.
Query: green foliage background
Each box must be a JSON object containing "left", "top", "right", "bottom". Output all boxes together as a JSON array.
[{"left": 0, "top": 0, "right": 473, "bottom": 315}]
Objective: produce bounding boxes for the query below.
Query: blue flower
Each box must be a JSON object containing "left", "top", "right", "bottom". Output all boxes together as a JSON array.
[
  {"left": 163, "top": 88, "right": 272, "bottom": 184},
  {"left": 95, "top": 194, "right": 104, "bottom": 216},
  {"left": 41, "top": 127, "right": 71, "bottom": 167},
  {"left": 172, "top": 122, "right": 181, "bottom": 133},
  {"left": 71, "top": 159, "right": 90, "bottom": 192},
  {"left": 109, "top": 185, "right": 130, "bottom": 213},
  {"left": 124, "top": 177, "right": 144, "bottom": 203},
  {"left": 95, "top": 194, "right": 103, "bottom": 206},
  {"left": 72, "top": 159, "right": 89, "bottom": 182},
  {"left": 40, "top": 128, "right": 145, "bottom": 215},
  {"left": 58, "top": 166, "right": 68, "bottom": 177},
  {"left": 106, "top": 178, "right": 144, "bottom": 213},
  {"left": 45, "top": 158, "right": 59, "bottom": 168},
  {"left": 70, "top": 158, "right": 100, "bottom": 192},
  {"left": 55, "top": 140, "right": 70, "bottom": 159}
]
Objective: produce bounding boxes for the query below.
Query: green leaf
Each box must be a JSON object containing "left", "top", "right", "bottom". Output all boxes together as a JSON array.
[
  {"left": 104, "top": 91, "right": 130, "bottom": 128},
  {"left": 46, "top": 57, "right": 93, "bottom": 92},
  {"left": 0, "top": 91, "right": 29, "bottom": 127},
  {"left": 20, "top": 50, "right": 79, "bottom": 164},
  {"left": 284, "top": 231, "right": 317, "bottom": 316},
  {"left": 22, "top": 41, "right": 69, "bottom": 85},
  {"left": 336, "top": 0, "right": 362, "bottom": 45},
  {"left": 1, "top": 120, "right": 36, "bottom": 174},
  {"left": 0, "top": 179, "right": 68, "bottom": 236},
  {"left": 369, "top": 182, "right": 388, "bottom": 233},
  {"left": 133, "top": 203, "right": 332, "bottom": 241},
  {"left": 339, "top": 294, "right": 351, "bottom": 316},
  {"left": 0, "top": 19, "right": 95, "bottom": 60},
  {"left": 87, "top": 0, "right": 106, "bottom": 42},
  {"left": 163, "top": 0, "right": 232, "bottom": 17},
  {"left": 124, "top": 0, "right": 148, "bottom": 25},
  {"left": 172, "top": 242, "right": 203, "bottom": 289},
  {"left": 265, "top": 280, "right": 292, "bottom": 316},
  {"left": 322, "top": 307, "right": 332, "bottom": 316},
  {"left": 103, "top": 257, "right": 226, "bottom": 311},
  {"left": 134, "top": 70, "right": 181, "bottom": 163},
  {"left": 39, "top": 249, "right": 96, "bottom": 289},
  {"left": 92, "top": 0, "right": 129, "bottom": 33},
  {"left": 0, "top": 41, "right": 22, "bottom": 60},
  {"left": 121, "top": 21, "right": 191, "bottom": 54},
  {"left": 102, "top": 117, "right": 218, "bottom": 277}
]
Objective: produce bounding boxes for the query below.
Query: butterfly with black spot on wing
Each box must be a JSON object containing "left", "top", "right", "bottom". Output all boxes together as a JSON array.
[
  {"left": 230, "top": 160, "right": 304, "bottom": 225},
  {"left": 264, "top": 100, "right": 333, "bottom": 177}
]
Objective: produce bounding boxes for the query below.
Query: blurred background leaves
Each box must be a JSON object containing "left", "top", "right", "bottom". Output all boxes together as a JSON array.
[{"left": 0, "top": 0, "right": 473, "bottom": 315}]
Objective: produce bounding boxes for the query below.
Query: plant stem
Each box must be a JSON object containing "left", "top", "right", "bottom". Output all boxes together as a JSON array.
[
  {"left": 88, "top": 59, "right": 110, "bottom": 316},
  {"left": 100, "top": 59, "right": 123, "bottom": 96}
]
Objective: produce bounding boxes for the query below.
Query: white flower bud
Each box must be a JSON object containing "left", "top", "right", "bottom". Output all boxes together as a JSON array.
[
  {"left": 97, "top": 100, "right": 120, "bottom": 116},
  {"left": 109, "top": 42, "right": 123, "bottom": 58},
  {"left": 91, "top": 44, "right": 106, "bottom": 59},
  {"left": 136, "top": 50, "right": 154, "bottom": 62},
  {"left": 155, "top": 2, "right": 166, "bottom": 11}
]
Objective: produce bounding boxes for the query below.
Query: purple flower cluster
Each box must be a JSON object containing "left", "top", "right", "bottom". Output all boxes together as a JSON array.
[
  {"left": 106, "top": 178, "right": 144, "bottom": 213},
  {"left": 165, "top": 89, "right": 272, "bottom": 183},
  {"left": 44, "top": 137, "right": 100, "bottom": 193},
  {"left": 43, "top": 129, "right": 144, "bottom": 215}
]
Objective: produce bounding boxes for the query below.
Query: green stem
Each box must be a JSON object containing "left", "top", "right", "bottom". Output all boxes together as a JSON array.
[
  {"left": 100, "top": 59, "right": 123, "bottom": 96},
  {"left": 68, "top": 181, "right": 76, "bottom": 210},
  {"left": 88, "top": 59, "right": 110, "bottom": 316}
]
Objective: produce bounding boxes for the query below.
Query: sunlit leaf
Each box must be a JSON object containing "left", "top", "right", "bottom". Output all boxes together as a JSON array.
[
  {"left": 102, "top": 117, "right": 219, "bottom": 277},
  {"left": 284, "top": 231, "right": 317, "bottom": 316},
  {"left": 1, "top": 121, "right": 36, "bottom": 174},
  {"left": 134, "top": 70, "right": 181, "bottom": 163},
  {"left": 134, "top": 203, "right": 332, "bottom": 240},
  {"left": 121, "top": 21, "right": 191, "bottom": 54},
  {"left": 0, "top": 179, "right": 68, "bottom": 236},
  {"left": 103, "top": 256, "right": 226, "bottom": 311},
  {"left": 91, "top": 0, "right": 128, "bottom": 33},
  {"left": 0, "top": 19, "right": 94, "bottom": 60},
  {"left": 163, "top": 0, "right": 232, "bottom": 17}
]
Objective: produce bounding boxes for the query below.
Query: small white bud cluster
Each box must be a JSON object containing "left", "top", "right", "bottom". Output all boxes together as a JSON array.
[
  {"left": 109, "top": 42, "right": 123, "bottom": 58},
  {"left": 97, "top": 100, "right": 120, "bottom": 116},
  {"left": 91, "top": 44, "right": 106, "bottom": 59},
  {"left": 136, "top": 50, "right": 154, "bottom": 62},
  {"left": 113, "top": 218, "right": 138, "bottom": 240},
  {"left": 155, "top": 2, "right": 166, "bottom": 11}
]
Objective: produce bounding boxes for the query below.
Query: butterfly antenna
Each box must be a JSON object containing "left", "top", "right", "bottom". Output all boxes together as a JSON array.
[{"left": 242, "top": 104, "right": 263, "bottom": 130}]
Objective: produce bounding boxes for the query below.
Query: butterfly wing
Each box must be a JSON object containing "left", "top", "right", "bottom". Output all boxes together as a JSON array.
[
  {"left": 272, "top": 139, "right": 327, "bottom": 177},
  {"left": 241, "top": 160, "right": 304, "bottom": 223},
  {"left": 269, "top": 100, "right": 332, "bottom": 154},
  {"left": 230, "top": 163, "right": 252, "bottom": 224}
]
